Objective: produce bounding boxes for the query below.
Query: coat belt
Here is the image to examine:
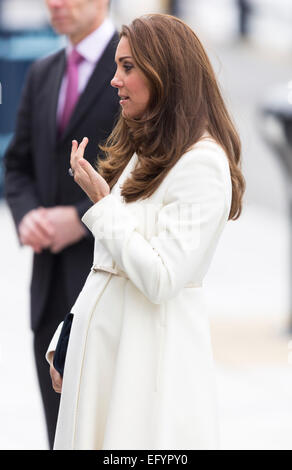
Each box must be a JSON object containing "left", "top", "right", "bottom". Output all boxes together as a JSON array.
[{"left": 91, "top": 264, "right": 202, "bottom": 288}]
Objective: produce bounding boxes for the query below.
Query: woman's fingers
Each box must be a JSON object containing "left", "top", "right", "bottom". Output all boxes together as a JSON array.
[
  {"left": 76, "top": 137, "right": 89, "bottom": 159},
  {"left": 70, "top": 141, "right": 77, "bottom": 170},
  {"left": 80, "top": 136, "right": 89, "bottom": 148},
  {"left": 78, "top": 158, "right": 97, "bottom": 182},
  {"left": 70, "top": 137, "right": 89, "bottom": 169},
  {"left": 70, "top": 140, "right": 78, "bottom": 160},
  {"left": 70, "top": 139, "right": 110, "bottom": 202}
]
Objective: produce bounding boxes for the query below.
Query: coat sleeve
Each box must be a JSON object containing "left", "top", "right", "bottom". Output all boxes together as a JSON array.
[{"left": 82, "top": 148, "right": 232, "bottom": 304}]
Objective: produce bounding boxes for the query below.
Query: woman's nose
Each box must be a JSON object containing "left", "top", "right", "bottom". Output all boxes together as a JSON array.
[{"left": 111, "top": 75, "right": 123, "bottom": 88}]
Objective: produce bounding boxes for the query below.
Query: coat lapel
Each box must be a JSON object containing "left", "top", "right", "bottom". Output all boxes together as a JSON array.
[{"left": 60, "top": 32, "right": 119, "bottom": 142}]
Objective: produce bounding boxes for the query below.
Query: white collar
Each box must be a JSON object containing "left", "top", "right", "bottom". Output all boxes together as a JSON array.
[{"left": 66, "top": 18, "right": 116, "bottom": 64}]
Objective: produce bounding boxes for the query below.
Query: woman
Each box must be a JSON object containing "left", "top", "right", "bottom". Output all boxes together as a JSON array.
[{"left": 47, "top": 13, "right": 245, "bottom": 450}]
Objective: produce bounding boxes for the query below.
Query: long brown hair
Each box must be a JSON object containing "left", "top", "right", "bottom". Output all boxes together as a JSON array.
[{"left": 98, "top": 14, "right": 245, "bottom": 220}]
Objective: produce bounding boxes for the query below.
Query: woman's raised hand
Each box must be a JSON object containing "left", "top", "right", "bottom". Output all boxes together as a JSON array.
[{"left": 70, "top": 137, "right": 110, "bottom": 203}]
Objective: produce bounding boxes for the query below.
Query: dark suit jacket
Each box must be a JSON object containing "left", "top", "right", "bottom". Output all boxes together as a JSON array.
[{"left": 4, "top": 32, "right": 120, "bottom": 331}]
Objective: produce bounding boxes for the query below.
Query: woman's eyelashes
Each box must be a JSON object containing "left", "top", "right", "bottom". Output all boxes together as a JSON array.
[{"left": 123, "top": 62, "right": 134, "bottom": 72}]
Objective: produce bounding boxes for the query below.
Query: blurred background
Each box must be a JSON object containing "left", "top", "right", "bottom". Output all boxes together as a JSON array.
[{"left": 1, "top": 0, "right": 292, "bottom": 450}]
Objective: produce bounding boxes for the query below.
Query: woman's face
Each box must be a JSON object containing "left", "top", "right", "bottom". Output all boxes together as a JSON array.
[{"left": 111, "top": 37, "right": 151, "bottom": 119}]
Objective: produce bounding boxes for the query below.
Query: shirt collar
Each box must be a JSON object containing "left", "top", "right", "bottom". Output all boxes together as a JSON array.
[{"left": 66, "top": 17, "right": 116, "bottom": 64}]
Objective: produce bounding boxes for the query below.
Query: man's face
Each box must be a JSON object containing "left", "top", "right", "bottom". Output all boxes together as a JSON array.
[{"left": 45, "top": 0, "right": 108, "bottom": 42}]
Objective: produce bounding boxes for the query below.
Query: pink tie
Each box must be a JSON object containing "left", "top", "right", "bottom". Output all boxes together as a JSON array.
[{"left": 59, "top": 48, "right": 84, "bottom": 134}]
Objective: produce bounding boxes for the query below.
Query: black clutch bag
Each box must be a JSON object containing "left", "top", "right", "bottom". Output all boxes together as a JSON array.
[{"left": 53, "top": 313, "right": 73, "bottom": 377}]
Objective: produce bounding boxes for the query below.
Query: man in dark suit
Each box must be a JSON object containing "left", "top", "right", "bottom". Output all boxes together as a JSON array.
[{"left": 4, "top": 0, "right": 120, "bottom": 449}]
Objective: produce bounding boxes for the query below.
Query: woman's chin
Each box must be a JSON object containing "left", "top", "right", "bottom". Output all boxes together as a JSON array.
[
  {"left": 121, "top": 109, "right": 136, "bottom": 120},
  {"left": 121, "top": 109, "right": 145, "bottom": 121}
]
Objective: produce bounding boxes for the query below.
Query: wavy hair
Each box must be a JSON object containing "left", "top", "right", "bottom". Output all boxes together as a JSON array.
[{"left": 98, "top": 14, "right": 245, "bottom": 220}]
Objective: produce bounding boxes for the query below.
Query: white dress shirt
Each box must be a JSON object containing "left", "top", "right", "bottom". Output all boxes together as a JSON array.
[{"left": 57, "top": 18, "right": 116, "bottom": 123}]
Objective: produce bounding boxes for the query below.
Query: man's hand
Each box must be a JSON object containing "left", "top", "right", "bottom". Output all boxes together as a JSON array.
[
  {"left": 45, "top": 206, "right": 87, "bottom": 254},
  {"left": 19, "top": 207, "right": 55, "bottom": 253},
  {"left": 19, "top": 206, "right": 86, "bottom": 254}
]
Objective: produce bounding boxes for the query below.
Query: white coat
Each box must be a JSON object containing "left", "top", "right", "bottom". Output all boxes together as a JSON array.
[{"left": 46, "top": 135, "right": 232, "bottom": 450}]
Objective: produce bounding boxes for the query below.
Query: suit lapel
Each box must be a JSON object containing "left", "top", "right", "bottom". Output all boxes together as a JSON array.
[
  {"left": 60, "top": 32, "right": 119, "bottom": 142},
  {"left": 46, "top": 49, "right": 66, "bottom": 147}
]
